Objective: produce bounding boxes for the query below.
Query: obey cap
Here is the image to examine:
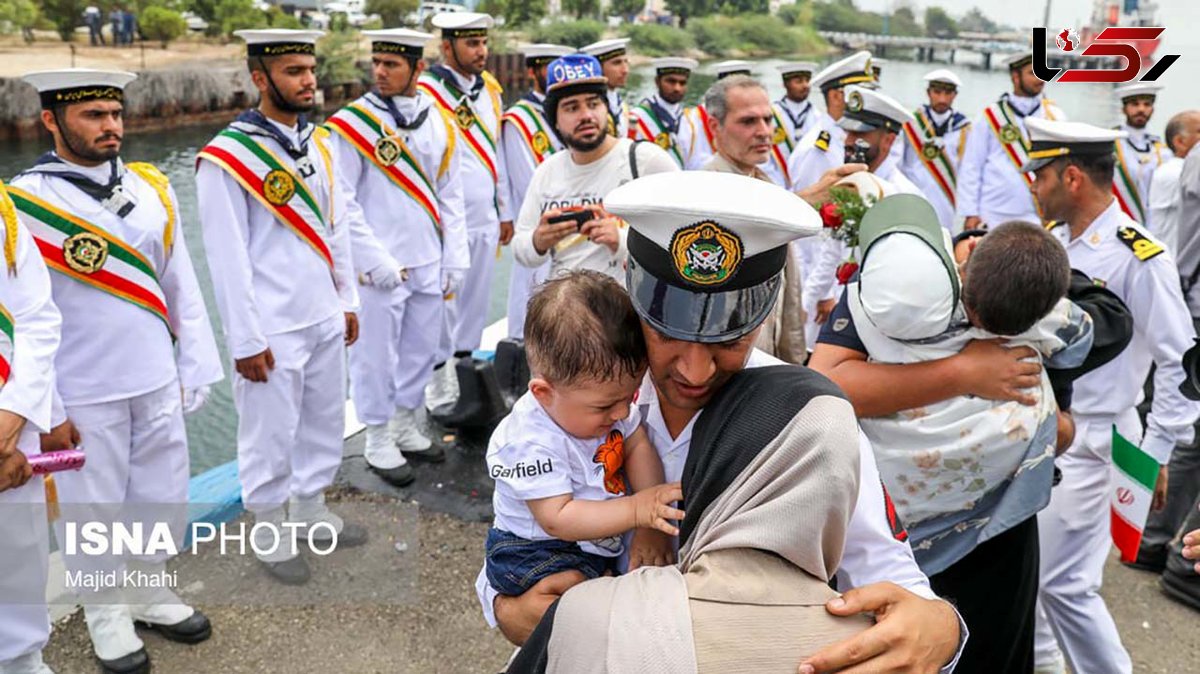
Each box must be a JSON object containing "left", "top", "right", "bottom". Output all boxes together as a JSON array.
[{"left": 606, "top": 171, "right": 821, "bottom": 343}]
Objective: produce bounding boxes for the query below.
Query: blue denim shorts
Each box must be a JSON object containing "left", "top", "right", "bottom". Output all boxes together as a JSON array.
[{"left": 485, "top": 527, "right": 612, "bottom": 596}]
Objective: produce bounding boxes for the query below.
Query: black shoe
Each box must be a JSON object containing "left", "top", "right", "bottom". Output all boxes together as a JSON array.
[
  {"left": 135, "top": 609, "right": 212, "bottom": 644},
  {"left": 494, "top": 338, "right": 530, "bottom": 406},
  {"left": 98, "top": 648, "right": 150, "bottom": 674},
  {"left": 400, "top": 444, "right": 446, "bottom": 463},
  {"left": 1160, "top": 545, "right": 1200, "bottom": 612},
  {"left": 303, "top": 521, "right": 370, "bottom": 548},
  {"left": 369, "top": 462, "right": 415, "bottom": 487},
  {"left": 1122, "top": 544, "right": 1168, "bottom": 573},
  {"left": 432, "top": 358, "right": 509, "bottom": 429},
  {"left": 259, "top": 555, "right": 311, "bottom": 585}
]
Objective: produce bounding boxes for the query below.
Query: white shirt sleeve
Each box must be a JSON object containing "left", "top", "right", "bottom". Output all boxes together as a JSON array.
[
  {"left": 160, "top": 186, "right": 224, "bottom": 392},
  {"left": 330, "top": 133, "right": 399, "bottom": 280},
  {"left": 437, "top": 130, "right": 470, "bottom": 272},
  {"left": 0, "top": 219, "right": 61, "bottom": 433},
  {"left": 512, "top": 166, "right": 550, "bottom": 269},
  {"left": 195, "top": 161, "right": 270, "bottom": 360},
  {"left": 954, "top": 115, "right": 991, "bottom": 219},
  {"left": 328, "top": 151, "right": 361, "bottom": 313}
]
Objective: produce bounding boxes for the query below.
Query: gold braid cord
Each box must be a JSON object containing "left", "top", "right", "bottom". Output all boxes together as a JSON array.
[
  {"left": 125, "top": 162, "right": 176, "bottom": 255},
  {"left": 0, "top": 180, "right": 19, "bottom": 276}
]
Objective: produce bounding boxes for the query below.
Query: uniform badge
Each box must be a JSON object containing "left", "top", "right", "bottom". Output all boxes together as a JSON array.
[
  {"left": 374, "top": 135, "right": 402, "bottom": 167},
  {"left": 832, "top": 318, "right": 849, "bottom": 332},
  {"left": 815, "top": 130, "right": 831, "bottom": 152},
  {"left": 772, "top": 126, "right": 787, "bottom": 145},
  {"left": 63, "top": 232, "right": 108, "bottom": 275},
  {"left": 669, "top": 221, "right": 744, "bottom": 287},
  {"left": 263, "top": 169, "right": 296, "bottom": 206},
  {"left": 1117, "top": 226, "right": 1164, "bottom": 261},
  {"left": 454, "top": 102, "right": 475, "bottom": 130},
  {"left": 654, "top": 132, "right": 671, "bottom": 150},
  {"left": 847, "top": 90, "right": 864, "bottom": 113},
  {"left": 1000, "top": 124, "right": 1021, "bottom": 144},
  {"left": 532, "top": 131, "right": 550, "bottom": 155},
  {"left": 922, "top": 143, "right": 940, "bottom": 160}
]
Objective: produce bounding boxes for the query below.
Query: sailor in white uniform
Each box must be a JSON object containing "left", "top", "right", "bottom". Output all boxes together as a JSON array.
[
  {"left": 579, "top": 38, "right": 632, "bottom": 140},
  {"left": 685, "top": 60, "right": 753, "bottom": 170},
  {"left": 500, "top": 43, "right": 572, "bottom": 340},
  {"left": 1111, "top": 82, "right": 1166, "bottom": 228},
  {"left": 196, "top": 30, "right": 366, "bottom": 587},
  {"left": 897, "top": 69, "right": 970, "bottom": 231},
  {"left": 1024, "top": 118, "right": 1200, "bottom": 674},
  {"left": 419, "top": 12, "right": 510, "bottom": 403},
  {"left": 16, "top": 68, "right": 222, "bottom": 673},
  {"left": 326, "top": 29, "right": 464, "bottom": 484},
  {"left": 628, "top": 57, "right": 700, "bottom": 170},
  {"left": 763, "top": 61, "right": 818, "bottom": 188},
  {"left": 0, "top": 181, "right": 62, "bottom": 674},
  {"left": 786, "top": 51, "right": 874, "bottom": 195},
  {"left": 956, "top": 52, "right": 1066, "bottom": 230}
]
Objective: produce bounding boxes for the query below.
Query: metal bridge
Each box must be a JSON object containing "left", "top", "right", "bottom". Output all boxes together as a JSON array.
[{"left": 817, "top": 31, "right": 1030, "bottom": 69}]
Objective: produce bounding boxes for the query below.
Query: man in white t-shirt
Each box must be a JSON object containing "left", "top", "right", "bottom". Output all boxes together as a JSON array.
[{"left": 512, "top": 53, "right": 678, "bottom": 286}]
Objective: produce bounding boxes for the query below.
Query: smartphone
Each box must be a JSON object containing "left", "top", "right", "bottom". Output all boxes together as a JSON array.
[{"left": 547, "top": 210, "right": 596, "bottom": 231}]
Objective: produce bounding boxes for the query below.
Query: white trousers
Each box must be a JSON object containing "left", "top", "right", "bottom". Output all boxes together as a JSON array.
[
  {"left": 0, "top": 457, "right": 51, "bottom": 666},
  {"left": 349, "top": 263, "right": 442, "bottom": 424},
  {"left": 1034, "top": 409, "right": 1137, "bottom": 674},
  {"left": 505, "top": 258, "right": 549, "bottom": 340},
  {"left": 449, "top": 231, "right": 499, "bottom": 353},
  {"left": 54, "top": 381, "right": 191, "bottom": 576},
  {"left": 235, "top": 315, "right": 345, "bottom": 513}
]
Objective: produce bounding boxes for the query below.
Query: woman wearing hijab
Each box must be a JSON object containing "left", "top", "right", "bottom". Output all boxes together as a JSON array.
[{"left": 507, "top": 365, "right": 873, "bottom": 674}]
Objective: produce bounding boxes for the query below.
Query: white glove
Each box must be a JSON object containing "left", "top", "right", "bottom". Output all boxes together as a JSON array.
[
  {"left": 182, "top": 386, "right": 211, "bottom": 416},
  {"left": 442, "top": 268, "right": 465, "bottom": 296},
  {"left": 368, "top": 263, "right": 406, "bottom": 291}
]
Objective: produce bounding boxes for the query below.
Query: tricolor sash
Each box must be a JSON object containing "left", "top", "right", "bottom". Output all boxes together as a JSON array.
[
  {"left": 0, "top": 180, "right": 16, "bottom": 385},
  {"left": 9, "top": 185, "right": 172, "bottom": 335},
  {"left": 325, "top": 102, "right": 446, "bottom": 239},
  {"left": 197, "top": 129, "right": 334, "bottom": 271},
  {"left": 694, "top": 104, "right": 715, "bottom": 152},
  {"left": 983, "top": 99, "right": 1035, "bottom": 187},
  {"left": 0, "top": 301, "right": 11, "bottom": 386},
  {"left": 502, "top": 100, "right": 559, "bottom": 166},
  {"left": 418, "top": 70, "right": 502, "bottom": 184},
  {"left": 902, "top": 109, "right": 958, "bottom": 205},
  {"left": 1111, "top": 139, "right": 1160, "bottom": 224},
  {"left": 629, "top": 103, "right": 685, "bottom": 167},
  {"left": 769, "top": 107, "right": 793, "bottom": 186}
]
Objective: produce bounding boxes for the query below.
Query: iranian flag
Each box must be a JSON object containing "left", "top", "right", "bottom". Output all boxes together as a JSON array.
[{"left": 1111, "top": 426, "right": 1160, "bottom": 563}]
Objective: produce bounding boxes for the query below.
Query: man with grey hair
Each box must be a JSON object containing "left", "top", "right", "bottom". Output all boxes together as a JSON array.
[
  {"left": 698, "top": 74, "right": 864, "bottom": 363},
  {"left": 1149, "top": 110, "right": 1200, "bottom": 255}
]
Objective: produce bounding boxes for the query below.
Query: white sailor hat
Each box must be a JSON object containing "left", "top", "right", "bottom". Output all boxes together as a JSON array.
[
  {"left": 777, "top": 61, "right": 818, "bottom": 79},
  {"left": 606, "top": 171, "right": 821, "bottom": 342},
  {"left": 811, "top": 51, "right": 874, "bottom": 92},
  {"left": 579, "top": 38, "right": 630, "bottom": 62},
  {"left": 714, "top": 60, "right": 754, "bottom": 79},
  {"left": 233, "top": 29, "right": 324, "bottom": 57},
  {"left": 363, "top": 28, "right": 432, "bottom": 59},
  {"left": 651, "top": 57, "right": 698, "bottom": 76},
  {"left": 923, "top": 68, "right": 962, "bottom": 89},
  {"left": 856, "top": 195, "right": 959, "bottom": 340},
  {"left": 839, "top": 85, "right": 913, "bottom": 133},
  {"left": 23, "top": 68, "right": 137, "bottom": 109},
  {"left": 1020, "top": 117, "right": 1125, "bottom": 173},
  {"left": 431, "top": 12, "right": 494, "bottom": 38},
  {"left": 1003, "top": 52, "right": 1034, "bottom": 70},
  {"left": 522, "top": 43, "right": 573, "bottom": 67},
  {"left": 1115, "top": 82, "right": 1163, "bottom": 102}
]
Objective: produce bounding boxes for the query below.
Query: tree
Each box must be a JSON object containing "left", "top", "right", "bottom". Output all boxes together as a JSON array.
[
  {"left": 0, "top": 0, "right": 42, "bottom": 42},
  {"left": 40, "top": 0, "right": 86, "bottom": 41},
  {"left": 958, "top": 6, "right": 997, "bottom": 34},
  {"left": 664, "top": 0, "right": 709, "bottom": 27},
  {"left": 317, "top": 29, "right": 362, "bottom": 85},
  {"left": 887, "top": 6, "right": 921, "bottom": 37},
  {"left": 609, "top": 0, "right": 643, "bottom": 19},
  {"left": 213, "top": 0, "right": 266, "bottom": 35},
  {"left": 563, "top": 0, "right": 599, "bottom": 19},
  {"left": 365, "top": 0, "right": 417, "bottom": 28},
  {"left": 488, "top": 0, "right": 547, "bottom": 27},
  {"left": 924, "top": 6, "right": 957, "bottom": 38},
  {"left": 140, "top": 6, "right": 186, "bottom": 46}
]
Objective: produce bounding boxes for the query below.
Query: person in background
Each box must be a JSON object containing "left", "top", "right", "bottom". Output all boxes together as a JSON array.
[
  {"left": 1147, "top": 110, "right": 1200, "bottom": 255},
  {"left": 763, "top": 61, "right": 818, "bottom": 188},
  {"left": 501, "top": 43, "right": 573, "bottom": 340},
  {"left": 628, "top": 57, "right": 700, "bottom": 171},
  {"left": 684, "top": 60, "right": 753, "bottom": 170},
  {"left": 898, "top": 69, "right": 970, "bottom": 232},
  {"left": 579, "top": 39, "right": 631, "bottom": 140},
  {"left": 1111, "top": 83, "right": 1166, "bottom": 228}
]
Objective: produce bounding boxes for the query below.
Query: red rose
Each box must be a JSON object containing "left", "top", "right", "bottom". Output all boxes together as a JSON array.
[
  {"left": 820, "top": 202, "right": 842, "bottom": 229},
  {"left": 836, "top": 260, "right": 859, "bottom": 285}
]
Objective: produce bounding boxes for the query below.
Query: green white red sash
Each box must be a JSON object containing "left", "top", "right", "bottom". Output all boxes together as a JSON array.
[
  {"left": 197, "top": 129, "right": 334, "bottom": 270},
  {"left": 693, "top": 105, "right": 715, "bottom": 152},
  {"left": 629, "top": 103, "right": 685, "bottom": 168},
  {"left": 903, "top": 109, "right": 958, "bottom": 205},
  {"left": 502, "top": 100, "right": 559, "bottom": 166},
  {"left": 418, "top": 71, "right": 501, "bottom": 183},
  {"left": 8, "top": 185, "right": 172, "bottom": 335},
  {"left": 0, "top": 302, "right": 12, "bottom": 386},
  {"left": 1112, "top": 140, "right": 1149, "bottom": 224},
  {"left": 768, "top": 107, "right": 793, "bottom": 186},
  {"left": 325, "top": 102, "right": 442, "bottom": 239},
  {"left": 983, "top": 100, "right": 1035, "bottom": 188}
]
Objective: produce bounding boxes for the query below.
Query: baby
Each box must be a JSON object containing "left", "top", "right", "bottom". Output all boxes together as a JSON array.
[
  {"left": 485, "top": 270, "right": 682, "bottom": 597},
  {"left": 837, "top": 212, "right": 1093, "bottom": 574}
]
